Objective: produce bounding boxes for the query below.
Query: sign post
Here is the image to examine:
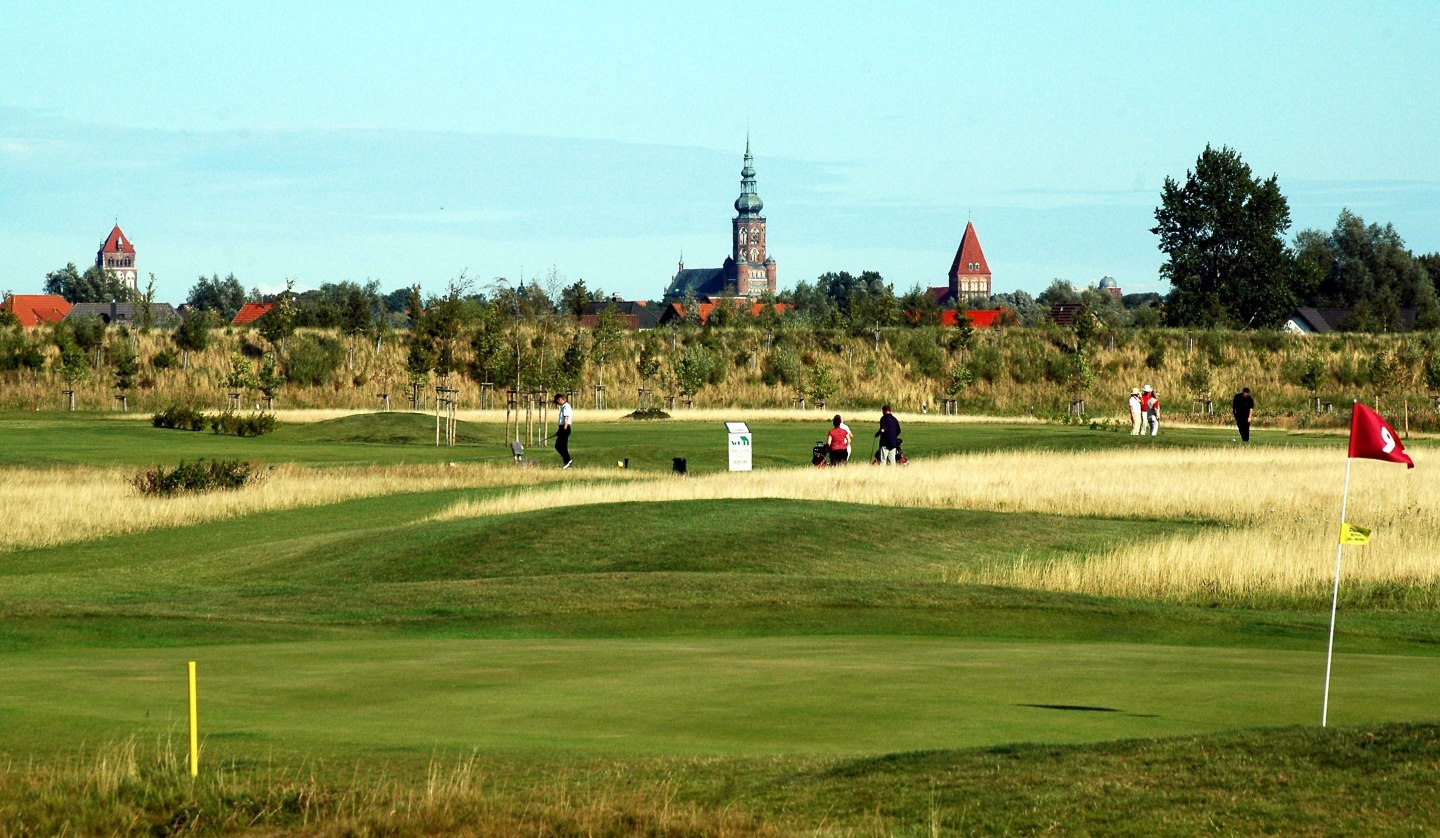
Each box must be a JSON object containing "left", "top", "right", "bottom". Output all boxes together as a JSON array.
[{"left": 725, "top": 421, "right": 752, "bottom": 472}]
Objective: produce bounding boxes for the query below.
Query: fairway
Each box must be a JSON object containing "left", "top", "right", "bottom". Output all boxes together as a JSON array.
[
  {"left": 2, "top": 638, "right": 1436, "bottom": 759},
  {"left": 2, "top": 410, "right": 1437, "bottom": 833}
]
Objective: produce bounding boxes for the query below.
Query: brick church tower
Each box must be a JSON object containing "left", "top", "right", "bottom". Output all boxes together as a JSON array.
[
  {"left": 730, "top": 139, "right": 777, "bottom": 297},
  {"left": 947, "top": 220, "right": 991, "bottom": 302},
  {"left": 98, "top": 224, "right": 138, "bottom": 293}
]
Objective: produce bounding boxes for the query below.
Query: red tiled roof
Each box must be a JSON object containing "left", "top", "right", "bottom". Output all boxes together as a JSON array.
[
  {"left": 100, "top": 224, "right": 135, "bottom": 255},
  {"left": 232, "top": 303, "right": 272, "bottom": 326},
  {"left": 940, "top": 309, "right": 1007, "bottom": 328},
  {"left": 2, "top": 294, "right": 72, "bottom": 328},
  {"left": 664, "top": 301, "right": 790, "bottom": 324},
  {"left": 948, "top": 221, "right": 990, "bottom": 278}
]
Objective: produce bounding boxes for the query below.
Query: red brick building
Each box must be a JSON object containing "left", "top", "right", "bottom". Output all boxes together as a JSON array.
[
  {"left": 664, "top": 140, "right": 778, "bottom": 300},
  {"left": 929, "top": 220, "right": 992, "bottom": 306},
  {"left": 98, "top": 224, "right": 138, "bottom": 293}
]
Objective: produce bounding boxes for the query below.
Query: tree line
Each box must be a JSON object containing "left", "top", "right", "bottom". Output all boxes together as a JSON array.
[{"left": 1154, "top": 144, "right": 1440, "bottom": 331}]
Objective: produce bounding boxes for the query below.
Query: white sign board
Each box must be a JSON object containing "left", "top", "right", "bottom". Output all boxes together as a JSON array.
[{"left": 726, "top": 421, "right": 752, "bottom": 471}]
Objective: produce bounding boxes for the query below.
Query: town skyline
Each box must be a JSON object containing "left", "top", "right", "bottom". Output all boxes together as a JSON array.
[{"left": 3, "top": 2, "right": 1437, "bottom": 304}]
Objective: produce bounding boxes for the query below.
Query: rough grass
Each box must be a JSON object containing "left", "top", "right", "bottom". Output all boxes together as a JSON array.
[
  {"left": 434, "top": 446, "right": 1438, "bottom": 601},
  {"left": 4, "top": 724, "right": 1439, "bottom": 836},
  {"left": 0, "top": 463, "right": 640, "bottom": 552}
]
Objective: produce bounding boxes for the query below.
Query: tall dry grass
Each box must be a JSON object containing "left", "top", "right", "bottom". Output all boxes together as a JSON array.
[
  {"left": 5, "top": 323, "right": 1434, "bottom": 428},
  {"left": 0, "top": 463, "right": 647, "bottom": 553},
  {"left": 0, "top": 738, "right": 779, "bottom": 836},
  {"left": 432, "top": 446, "right": 1436, "bottom": 600}
]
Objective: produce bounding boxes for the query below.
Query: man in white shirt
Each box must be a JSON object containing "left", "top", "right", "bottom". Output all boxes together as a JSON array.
[{"left": 554, "top": 393, "right": 573, "bottom": 469}]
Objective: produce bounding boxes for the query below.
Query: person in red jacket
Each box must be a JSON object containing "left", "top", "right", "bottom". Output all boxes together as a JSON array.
[{"left": 826, "top": 414, "right": 851, "bottom": 466}]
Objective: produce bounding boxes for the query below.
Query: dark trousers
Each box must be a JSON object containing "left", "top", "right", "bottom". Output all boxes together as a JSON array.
[
  {"left": 1234, "top": 416, "right": 1250, "bottom": 442},
  {"left": 555, "top": 427, "right": 572, "bottom": 463},
  {"left": 828, "top": 447, "right": 849, "bottom": 466}
]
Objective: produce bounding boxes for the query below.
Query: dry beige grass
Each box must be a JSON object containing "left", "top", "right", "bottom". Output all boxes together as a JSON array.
[
  {"left": 0, "top": 463, "right": 646, "bottom": 553},
  {"left": 433, "top": 446, "right": 1436, "bottom": 599}
]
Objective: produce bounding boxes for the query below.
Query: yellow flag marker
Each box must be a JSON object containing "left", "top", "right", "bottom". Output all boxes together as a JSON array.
[
  {"left": 188, "top": 661, "right": 199, "bottom": 777},
  {"left": 1338, "top": 523, "right": 1372, "bottom": 545}
]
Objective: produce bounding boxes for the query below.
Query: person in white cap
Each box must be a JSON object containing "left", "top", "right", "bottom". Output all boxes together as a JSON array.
[
  {"left": 1128, "top": 387, "right": 1143, "bottom": 435},
  {"left": 1141, "top": 384, "right": 1160, "bottom": 436}
]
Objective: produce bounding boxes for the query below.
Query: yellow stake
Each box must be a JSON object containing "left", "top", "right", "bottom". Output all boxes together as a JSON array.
[{"left": 188, "top": 660, "right": 198, "bottom": 777}]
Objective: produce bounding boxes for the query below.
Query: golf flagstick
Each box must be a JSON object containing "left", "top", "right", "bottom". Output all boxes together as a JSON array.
[
  {"left": 1323, "top": 400, "right": 1415, "bottom": 726},
  {"left": 1321, "top": 455, "right": 1353, "bottom": 728}
]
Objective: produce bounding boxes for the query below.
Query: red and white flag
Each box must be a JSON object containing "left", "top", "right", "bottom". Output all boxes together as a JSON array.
[{"left": 1348, "top": 402, "right": 1414, "bottom": 469}]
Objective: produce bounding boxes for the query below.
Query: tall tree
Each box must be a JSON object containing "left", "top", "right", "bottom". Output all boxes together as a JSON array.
[
  {"left": 44, "top": 263, "right": 130, "bottom": 303},
  {"left": 187, "top": 274, "right": 247, "bottom": 320},
  {"left": 1152, "top": 145, "right": 1297, "bottom": 329},
  {"left": 1294, "top": 210, "right": 1439, "bottom": 331}
]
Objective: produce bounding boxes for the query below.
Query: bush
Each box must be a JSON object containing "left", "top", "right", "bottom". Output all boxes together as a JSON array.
[
  {"left": 285, "top": 334, "right": 345, "bottom": 387},
  {"left": 623, "top": 408, "right": 671, "bottom": 420},
  {"left": 151, "top": 348, "right": 178, "bottom": 371},
  {"left": 210, "top": 411, "right": 278, "bottom": 437},
  {"left": 969, "top": 345, "right": 1004, "bottom": 383},
  {"left": 152, "top": 405, "right": 207, "bottom": 431},
  {"left": 131, "top": 458, "right": 257, "bottom": 497}
]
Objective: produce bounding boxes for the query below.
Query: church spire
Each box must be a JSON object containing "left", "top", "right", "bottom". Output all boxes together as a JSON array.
[{"left": 734, "top": 139, "right": 763, "bottom": 217}]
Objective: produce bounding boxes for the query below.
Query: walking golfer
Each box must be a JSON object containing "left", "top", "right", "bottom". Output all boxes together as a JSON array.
[
  {"left": 1232, "top": 386, "right": 1255, "bottom": 443},
  {"left": 554, "top": 392, "right": 573, "bottom": 469},
  {"left": 876, "top": 404, "right": 901, "bottom": 464}
]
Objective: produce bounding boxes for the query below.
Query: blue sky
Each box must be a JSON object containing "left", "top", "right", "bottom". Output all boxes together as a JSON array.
[{"left": 3, "top": 1, "right": 1437, "bottom": 304}]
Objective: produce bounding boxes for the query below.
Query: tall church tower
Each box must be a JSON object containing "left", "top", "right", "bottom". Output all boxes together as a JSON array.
[
  {"left": 730, "top": 140, "right": 777, "bottom": 297},
  {"left": 947, "top": 220, "right": 991, "bottom": 302},
  {"left": 98, "top": 224, "right": 138, "bottom": 293}
]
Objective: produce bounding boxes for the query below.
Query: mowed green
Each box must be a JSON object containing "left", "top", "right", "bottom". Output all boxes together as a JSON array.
[
  {"left": 2, "top": 411, "right": 1437, "bottom": 832},
  {"left": 0, "top": 407, "right": 1332, "bottom": 470}
]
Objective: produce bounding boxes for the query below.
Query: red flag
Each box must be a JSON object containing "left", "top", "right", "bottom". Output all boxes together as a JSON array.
[{"left": 1348, "top": 402, "right": 1414, "bottom": 468}]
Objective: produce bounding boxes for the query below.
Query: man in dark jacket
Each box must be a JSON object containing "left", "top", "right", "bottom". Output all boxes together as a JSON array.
[
  {"left": 1232, "top": 387, "right": 1255, "bottom": 443},
  {"left": 876, "top": 404, "right": 902, "bottom": 465}
]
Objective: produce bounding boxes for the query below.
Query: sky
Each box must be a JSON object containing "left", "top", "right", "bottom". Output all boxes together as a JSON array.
[{"left": 2, "top": 1, "right": 1438, "bottom": 305}]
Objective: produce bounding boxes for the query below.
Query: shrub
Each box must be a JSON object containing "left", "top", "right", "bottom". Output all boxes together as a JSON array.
[
  {"left": 896, "top": 330, "right": 945, "bottom": 379},
  {"left": 969, "top": 345, "right": 1004, "bottom": 383},
  {"left": 131, "top": 458, "right": 257, "bottom": 496},
  {"left": 762, "top": 349, "right": 803, "bottom": 387},
  {"left": 1145, "top": 345, "right": 1167, "bottom": 370},
  {"left": 285, "top": 334, "right": 345, "bottom": 387},
  {"left": 210, "top": 411, "right": 278, "bottom": 437},
  {"left": 152, "top": 405, "right": 207, "bottom": 431},
  {"left": 151, "top": 348, "right": 178, "bottom": 371},
  {"left": 623, "top": 408, "right": 671, "bottom": 420}
]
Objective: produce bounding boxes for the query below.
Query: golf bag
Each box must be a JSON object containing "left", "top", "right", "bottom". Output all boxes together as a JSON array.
[{"left": 812, "top": 441, "right": 829, "bottom": 468}]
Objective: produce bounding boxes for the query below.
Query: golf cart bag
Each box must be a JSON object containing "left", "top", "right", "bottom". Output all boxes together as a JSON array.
[{"left": 812, "top": 441, "right": 829, "bottom": 467}]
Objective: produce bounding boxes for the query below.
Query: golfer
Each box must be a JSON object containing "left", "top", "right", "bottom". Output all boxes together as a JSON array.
[
  {"left": 1232, "top": 386, "right": 1255, "bottom": 443},
  {"left": 876, "top": 405, "right": 901, "bottom": 465},
  {"left": 554, "top": 392, "right": 573, "bottom": 469},
  {"left": 827, "top": 414, "right": 851, "bottom": 466}
]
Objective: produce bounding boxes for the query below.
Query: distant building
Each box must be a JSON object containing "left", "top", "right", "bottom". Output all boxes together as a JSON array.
[
  {"left": 940, "top": 309, "right": 1008, "bottom": 329},
  {"left": 577, "top": 298, "right": 660, "bottom": 330},
  {"left": 1284, "top": 307, "right": 1419, "bottom": 334},
  {"left": 232, "top": 303, "right": 273, "bottom": 326},
  {"left": 2, "top": 294, "right": 72, "bottom": 328},
  {"left": 664, "top": 140, "right": 778, "bottom": 300},
  {"left": 67, "top": 301, "right": 180, "bottom": 327},
  {"left": 1048, "top": 303, "right": 1082, "bottom": 326},
  {"left": 1098, "top": 276, "right": 1122, "bottom": 298},
  {"left": 658, "top": 300, "right": 791, "bottom": 326},
  {"left": 929, "top": 221, "right": 992, "bottom": 306},
  {"left": 98, "top": 224, "right": 138, "bottom": 293}
]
